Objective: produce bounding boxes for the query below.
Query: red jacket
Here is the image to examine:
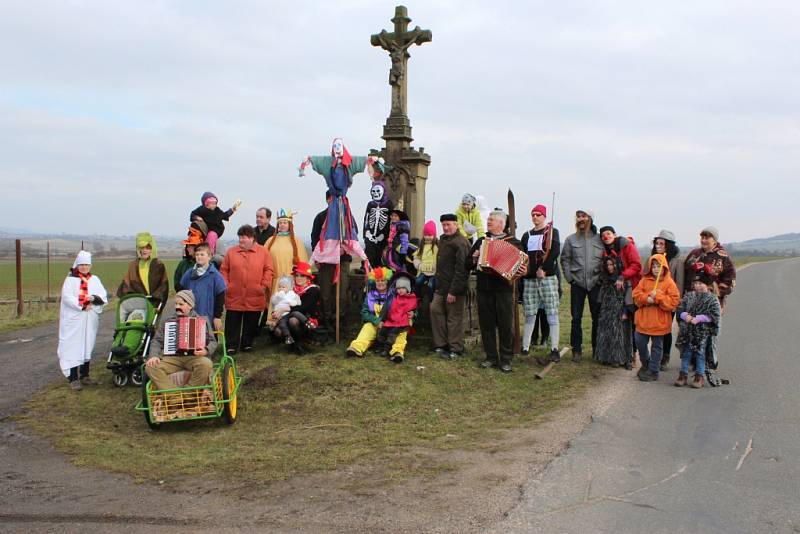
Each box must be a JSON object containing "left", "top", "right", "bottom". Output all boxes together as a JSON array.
[
  {"left": 604, "top": 236, "right": 642, "bottom": 289},
  {"left": 383, "top": 292, "right": 417, "bottom": 328},
  {"left": 221, "top": 245, "right": 274, "bottom": 311}
]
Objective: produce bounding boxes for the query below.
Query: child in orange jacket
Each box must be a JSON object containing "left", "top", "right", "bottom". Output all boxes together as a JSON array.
[{"left": 633, "top": 254, "right": 680, "bottom": 382}]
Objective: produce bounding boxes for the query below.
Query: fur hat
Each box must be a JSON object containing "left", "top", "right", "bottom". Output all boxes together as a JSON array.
[
  {"left": 423, "top": 220, "right": 437, "bottom": 237},
  {"left": 655, "top": 229, "right": 676, "bottom": 243},
  {"left": 701, "top": 226, "right": 719, "bottom": 241},
  {"left": 175, "top": 289, "right": 196, "bottom": 308}
]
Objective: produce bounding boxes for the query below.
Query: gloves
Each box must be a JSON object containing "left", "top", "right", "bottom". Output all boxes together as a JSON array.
[{"left": 232, "top": 198, "right": 242, "bottom": 211}]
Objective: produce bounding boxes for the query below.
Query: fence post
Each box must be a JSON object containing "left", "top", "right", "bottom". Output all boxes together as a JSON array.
[
  {"left": 46, "top": 240, "right": 51, "bottom": 308},
  {"left": 16, "top": 239, "right": 23, "bottom": 317}
]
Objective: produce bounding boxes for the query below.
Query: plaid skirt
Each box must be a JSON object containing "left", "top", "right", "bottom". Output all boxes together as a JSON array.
[{"left": 522, "top": 276, "right": 560, "bottom": 316}]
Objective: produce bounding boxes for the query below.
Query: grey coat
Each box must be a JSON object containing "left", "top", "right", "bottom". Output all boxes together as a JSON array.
[{"left": 561, "top": 230, "right": 604, "bottom": 291}]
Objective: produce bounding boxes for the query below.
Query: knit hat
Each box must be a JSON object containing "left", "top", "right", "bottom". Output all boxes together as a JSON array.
[
  {"left": 598, "top": 225, "right": 616, "bottom": 236},
  {"left": 461, "top": 193, "right": 476, "bottom": 206},
  {"left": 531, "top": 204, "right": 547, "bottom": 217},
  {"left": 655, "top": 229, "right": 676, "bottom": 243},
  {"left": 368, "top": 266, "right": 393, "bottom": 283},
  {"left": 423, "top": 220, "right": 437, "bottom": 237},
  {"left": 395, "top": 276, "right": 412, "bottom": 292},
  {"left": 201, "top": 191, "right": 217, "bottom": 206},
  {"left": 701, "top": 226, "right": 719, "bottom": 241},
  {"left": 292, "top": 261, "right": 314, "bottom": 279},
  {"left": 277, "top": 275, "right": 294, "bottom": 290},
  {"left": 440, "top": 213, "right": 457, "bottom": 222},
  {"left": 175, "top": 289, "right": 196, "bottom": 308},
  {"left": 576, "top": 209, "right": 595, "bottom": 220},
  {"left": 72, "top": 250, "right": 92, "bottom": 268}
]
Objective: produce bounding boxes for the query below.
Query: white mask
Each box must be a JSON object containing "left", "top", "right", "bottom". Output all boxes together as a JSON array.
[{"left": 370, "top": 183, "right": 385, "bottom": 201}]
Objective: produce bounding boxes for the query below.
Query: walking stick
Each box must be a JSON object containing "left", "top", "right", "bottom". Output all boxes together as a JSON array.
[
  {"left": 335, "top": 263, "right": 341, "bottom": 344},
  {"left": 507, "top": 189, "right": 521, "bottom": 354}
]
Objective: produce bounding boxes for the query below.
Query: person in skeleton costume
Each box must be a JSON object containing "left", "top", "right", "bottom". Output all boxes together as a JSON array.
[
  {"left": 299, "top": 138, "right": 374, "bottom": 266},
  {"left": 363, "top": 180, "right": 394, "bottom": 268}
]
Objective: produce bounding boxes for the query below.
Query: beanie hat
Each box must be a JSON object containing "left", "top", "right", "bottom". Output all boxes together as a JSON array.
[
  {"left": 576, "top": 208, "right": 595, "bottom": 220},
  {"left": 395, "top": 276, "right": 412, "bottom": 292},
  {"left": 201, "top": 191, "right": 217, "bottom": 206},
  {"left": 598, "top": 225, "right": 616, "bottom": 236},
  {"left": 701, "top": 226, "right": 719, "bottom": 241},
  {"left": 655, "top": 229, "right": 676, "bottom": 243},
  {"left": 461, "top": 193, "right": 476, "bottom": 206},
  {"left": 531, "top": 204, "right": 547, "bottom": 217},
  {"left": 175, "top": 289, "right": 196, "bottom": 308},
  {"left": 423, "top": 220, "right": 437, "bottom": 237},
  {"left": 277, "top": 275, "right": 294, "bottom": 289},
  {"left": 440, "top": 213, "right": 457, "bottom": 222}
]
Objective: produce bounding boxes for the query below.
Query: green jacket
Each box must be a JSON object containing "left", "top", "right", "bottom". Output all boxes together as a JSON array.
[{"left": 455, "top": 206, "right": 485, "bottom": 240}]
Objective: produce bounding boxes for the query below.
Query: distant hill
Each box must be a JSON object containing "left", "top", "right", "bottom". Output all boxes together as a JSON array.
[{"left": 726, "top": 233, "right": 800, "bottom": 256}]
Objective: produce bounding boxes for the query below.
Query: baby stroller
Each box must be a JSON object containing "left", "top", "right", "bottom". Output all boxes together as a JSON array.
[{"left": 107, "top": 294, "right": 162, "bottom": 387}]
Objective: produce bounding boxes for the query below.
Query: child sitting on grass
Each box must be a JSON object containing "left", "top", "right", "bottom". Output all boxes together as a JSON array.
[
  {"left": 346, "top": 267, "right": 393, "bottom": 358},
  {"left": 376, "top": 272, "right": 417, "bottom": 363},
  {"left": 674, "top": 265, "right": 721, "bottom": 388},
  {"left": 269, "top": 276, "right": 302, "bottom": 345},
  {"left": 190, "top": 191, "right": 241, "bottom": 254}
]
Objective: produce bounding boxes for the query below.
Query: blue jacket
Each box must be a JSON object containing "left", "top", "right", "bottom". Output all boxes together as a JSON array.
[{"left": 180, "top": 263, "right": 227, "bottom": 320}]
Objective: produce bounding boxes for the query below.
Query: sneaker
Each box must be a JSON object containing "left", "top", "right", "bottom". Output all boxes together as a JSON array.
[
  {"left": 69, "top": 380, "right": 83, "bottom": 391},
  {"left": 445, "top": 351, "right": 460, "bottom": 360},
  {"left": 479, "top": 359, "right": 495, "bottom": 369},
  {"left": 549, "top": 349, "right": 561, "bottom": 363},
  {"left": 521, "top": 348, "right": 530, "bottom": 356},
  {"left": 499, "top": 363, "right": 513, "bottom": 373},
  {"left": 571, "top": 351, "right": 582, "bottom": 363},
  {"left": 390, "top": 352, "right": 404, "bottom": 363},
  {"left": 434, "top": 347, "right": 447, "bottom": 358},
  {"left": 80, "top": 376, "right": 99, "bottom": 386},
  {"left": 345, "top": 347, "right": 361, "bottom": 358},
  {"left": 691, "top": 373, "right": 705, "bottom": 388},
  {"left": 674, "top": 372, "right": 688, "bottom": 387}
]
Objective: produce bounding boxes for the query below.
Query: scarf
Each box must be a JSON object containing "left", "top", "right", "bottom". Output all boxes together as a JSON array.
[
  {"left": 193, "top": 263, "right": 209, "bottom": 277},
  {"left": 78, "top": 272, "right": 92, "bottom": 308}
]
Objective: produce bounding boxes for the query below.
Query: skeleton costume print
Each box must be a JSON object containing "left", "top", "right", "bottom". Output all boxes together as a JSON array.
[{"left": 363, "top": 180, "right": 394, "bottom": 268}]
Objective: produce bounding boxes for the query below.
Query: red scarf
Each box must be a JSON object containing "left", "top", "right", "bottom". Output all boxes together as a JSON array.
[{"left": 77, "top": 272, "right": 92, "bottom": 308}]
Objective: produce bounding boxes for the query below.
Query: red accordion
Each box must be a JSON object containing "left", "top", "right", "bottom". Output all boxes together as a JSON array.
[
  {"left": 478, "top": 238, "right": 529, "bottom": 283},
  {"left": 163, "top": 316, "right": 207, "bottom": 355}
]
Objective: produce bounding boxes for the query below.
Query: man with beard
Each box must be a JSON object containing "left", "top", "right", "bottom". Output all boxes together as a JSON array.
[
  {"left": 560, "top": 209, "right": 604, "bottom": 362},
  {"left": 363, "top": 180, "right": 394, "bottom": 268},
  {"left": 469, "top": 209, "right": 525, "bottom": 373}
]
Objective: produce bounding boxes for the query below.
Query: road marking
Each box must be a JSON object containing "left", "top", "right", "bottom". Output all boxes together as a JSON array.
[
  {"left": 4, "top": 338, "right": 33, "bottom": 345},
  {"left": 735, "top": 437, "right": 754, "bottom": 471}
]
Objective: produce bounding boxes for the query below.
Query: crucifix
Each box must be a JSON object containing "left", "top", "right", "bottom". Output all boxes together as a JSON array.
[{"left": 370, "top": 6, "right": 432, "bottom": 117}]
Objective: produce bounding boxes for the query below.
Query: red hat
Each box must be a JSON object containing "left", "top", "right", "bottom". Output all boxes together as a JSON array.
[
  {"left": 423, "top": 220, "right": 437, "bottom": 237},
  {"left": 531, "top": 204, "right": 547, "bottom": 217},
  {"left": 292, "top": 261, "right": 315, "bottom": 279}
]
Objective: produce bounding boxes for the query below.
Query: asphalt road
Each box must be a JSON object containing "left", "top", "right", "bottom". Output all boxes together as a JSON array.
[{"left": 496, "top": 258, "right": 800, "bottom": 534}]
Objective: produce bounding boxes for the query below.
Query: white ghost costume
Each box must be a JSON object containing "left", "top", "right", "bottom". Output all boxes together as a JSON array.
[{"left": 57, "top": 251, "right": 108, "bottom": 377}]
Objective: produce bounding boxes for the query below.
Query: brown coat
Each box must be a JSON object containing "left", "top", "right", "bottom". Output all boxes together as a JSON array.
[
  {"left": 117, "top": 259, "right": 169, "bottom": 306},
  {"left": 221, "top": 244, "right": 274, "bottom": 311}
]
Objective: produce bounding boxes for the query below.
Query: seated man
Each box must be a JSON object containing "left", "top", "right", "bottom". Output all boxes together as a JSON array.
[{"left": 145, "top": 290, "right": 217, "bottom": 412}]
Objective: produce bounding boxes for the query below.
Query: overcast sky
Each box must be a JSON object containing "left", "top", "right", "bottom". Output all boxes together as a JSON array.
[{"left": 2, "top": 0, "right": 798, "bottom": 246}]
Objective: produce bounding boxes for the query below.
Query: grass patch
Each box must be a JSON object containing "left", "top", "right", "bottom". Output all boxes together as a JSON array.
[{"left": 19, "top": 283, "right": 604, "bottom": 487}]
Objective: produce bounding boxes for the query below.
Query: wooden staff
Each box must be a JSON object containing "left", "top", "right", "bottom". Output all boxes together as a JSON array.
[
  {"left": 507, "top": 189, "right": 521, "bottom": 355},
  {"left": 335, "top": 263, "right": 341, "bottom": 344}
]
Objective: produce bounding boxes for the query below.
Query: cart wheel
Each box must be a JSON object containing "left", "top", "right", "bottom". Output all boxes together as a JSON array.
[
  {"left": 112, "top": 372, "right": 128, "bottom": 388},
  {"left": 141, "top": 377, "right": 161, "bottom": 431},
  {"left": 222, "top": 362, "right": 237, "bottom": 425},
  {"left": 130, "top": 367, "right": 143, "bottom": 387}
]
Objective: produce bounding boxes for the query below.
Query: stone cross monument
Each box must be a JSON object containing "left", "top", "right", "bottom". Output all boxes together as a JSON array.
[{"left": 370, "top": 5, "right": 431, "bottom": 239}]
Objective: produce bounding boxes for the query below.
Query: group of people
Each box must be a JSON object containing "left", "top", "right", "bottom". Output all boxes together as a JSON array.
[{"left": 55, "top": 141, "right": 736, "bottom": 392}]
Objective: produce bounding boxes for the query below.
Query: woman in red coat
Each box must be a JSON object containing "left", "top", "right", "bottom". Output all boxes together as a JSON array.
[{"left": 221, "top": 225, "right": 274, "bottom": 354}]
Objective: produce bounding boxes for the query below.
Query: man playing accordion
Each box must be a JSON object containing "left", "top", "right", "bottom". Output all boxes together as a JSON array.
[{"left": 468, "top": 209, "right": 526, "bottom": 373}]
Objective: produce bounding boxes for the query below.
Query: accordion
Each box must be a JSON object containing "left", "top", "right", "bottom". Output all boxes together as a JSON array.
[
  {"left": 163, "top": 316, "right": 207, "bottom": 355},
  {"left": 478, "top": 238, "right": 529, "bottom": 283}
]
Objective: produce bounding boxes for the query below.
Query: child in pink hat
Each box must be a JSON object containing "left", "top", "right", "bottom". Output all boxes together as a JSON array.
[{"left": 413, "top": 220, "right": 439, "bottom": 307}]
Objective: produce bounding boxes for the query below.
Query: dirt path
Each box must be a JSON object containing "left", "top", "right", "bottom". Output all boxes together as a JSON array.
[{"left": 0, "top": 314, "right": 632, "bottom": 533}]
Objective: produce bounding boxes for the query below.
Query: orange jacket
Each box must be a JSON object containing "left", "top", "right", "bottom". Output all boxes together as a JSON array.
[
  {"left": 221, "top": 244, "right": 274, "bottom": 311},
  {"left": 633, "top": 254, "right": 680, "bottom": 335}
]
